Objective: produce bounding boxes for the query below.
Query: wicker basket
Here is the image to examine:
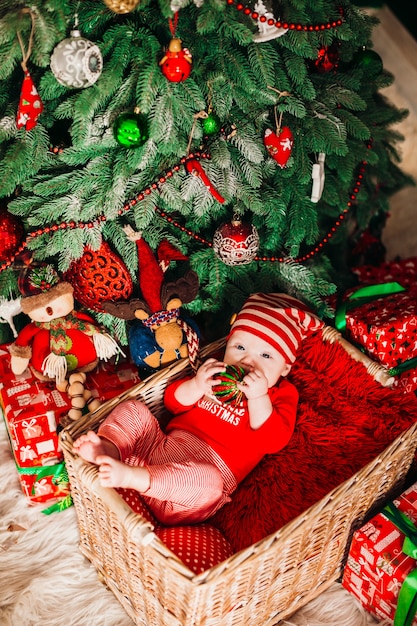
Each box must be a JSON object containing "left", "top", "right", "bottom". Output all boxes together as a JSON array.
[{"left": 60, "top": 328, "right": 417, "bottom": 626}]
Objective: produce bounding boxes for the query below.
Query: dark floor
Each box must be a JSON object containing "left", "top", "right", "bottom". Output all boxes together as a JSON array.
[
  {"left": 353, "top": 1, "right": 417, "bottom": 40},
  {"left": 387, "top": 1, "right": 417, "bottom": 39}
]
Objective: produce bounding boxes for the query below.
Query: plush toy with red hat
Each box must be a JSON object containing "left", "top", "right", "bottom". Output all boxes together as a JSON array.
[
  {"left": 8, "top": 262, "right": 123, "bottom": 419},
  {"left": 103, "top": 226, "right": 200, "bottom": 377}
]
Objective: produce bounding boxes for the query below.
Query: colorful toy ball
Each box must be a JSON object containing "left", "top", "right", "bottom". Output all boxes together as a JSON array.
[{"left": 212, "top": 364, "right": 246, "bottom": 405}]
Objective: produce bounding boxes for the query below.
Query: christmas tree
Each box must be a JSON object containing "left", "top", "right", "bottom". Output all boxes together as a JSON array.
[{"left": 0, "top": 0, "right": 410, "bottom": 346}]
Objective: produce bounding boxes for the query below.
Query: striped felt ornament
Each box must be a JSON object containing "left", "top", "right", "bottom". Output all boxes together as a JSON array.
[
  {"left": 212, "top": 365, "right": 245, "bottom": 405},
  {"left": 229, "top": 293, "right": 324, "bottom": 364}
]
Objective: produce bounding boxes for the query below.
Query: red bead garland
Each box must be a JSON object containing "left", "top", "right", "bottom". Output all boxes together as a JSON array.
[
  {"left": 227, "top": 0, "right": 344, "bottom": 32},
  {"left": 0, "top": 142, "right": 372, "bottom": 273},
  {"left": 292, "top": 141, "right": 372, "bottom": 263}
]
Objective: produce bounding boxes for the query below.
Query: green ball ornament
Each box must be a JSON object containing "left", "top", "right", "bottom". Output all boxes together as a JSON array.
[
  {"left": 202, "top": 112, "right": 221, "bottom": 136},
  {"left": 113, "top": 108, "right": 149, "bottom": 148},
  {"left": 353, "top": 48, "right": 383, "bottom": 77}
]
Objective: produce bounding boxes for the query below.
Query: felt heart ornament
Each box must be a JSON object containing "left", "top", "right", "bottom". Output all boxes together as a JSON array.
[{"left": 264, "top": 126, "right": 294, "bottom": 168}]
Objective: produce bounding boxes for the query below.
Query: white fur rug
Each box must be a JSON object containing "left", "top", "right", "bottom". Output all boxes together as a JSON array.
[{"left": 0, "top": 419, "right": 388, "bottom": 626}]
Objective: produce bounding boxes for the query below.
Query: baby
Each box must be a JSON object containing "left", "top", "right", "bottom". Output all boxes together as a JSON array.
[{"left": 73, "top": 293, "right": 323, "bottom": 525}]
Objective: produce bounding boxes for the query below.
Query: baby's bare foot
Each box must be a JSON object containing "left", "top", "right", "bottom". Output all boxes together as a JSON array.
[
  {"left": 73, "top": 430, "right": 105, "bottom": 464},
  {"left": 96, "top": 455, "right": 150, "bottom": 492}
]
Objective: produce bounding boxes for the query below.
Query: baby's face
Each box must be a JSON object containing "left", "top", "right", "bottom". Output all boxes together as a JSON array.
[{"left": 224, "top": 330, "right": 291, "bottom": 388}]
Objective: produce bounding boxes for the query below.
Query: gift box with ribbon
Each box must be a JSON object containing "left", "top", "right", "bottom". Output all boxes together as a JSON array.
[
  {"left": 0, "top": 344, "right": 72, "bottom": 510},
  {"left": 0, "top": 375, "right": 71, "bottom": 468},
  {"left": 0, "top": 342, "right": 140, "bottom": 511},
  {"left": 342, "top": 482, "right": 417, "bottom": 626},
  {"left": 353, "top": 257, "right": 417, "bottom": 293},
  {"left": 335, "top": 281, "right": 417, "bottom": 394},
  {"left": 17, "top": 461, "right": 72, "bottom": 514}
]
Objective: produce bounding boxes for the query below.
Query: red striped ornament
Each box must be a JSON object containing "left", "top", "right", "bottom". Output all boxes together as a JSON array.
[{"left": 212, "top": 365, "right": 246, "bottom": 405}]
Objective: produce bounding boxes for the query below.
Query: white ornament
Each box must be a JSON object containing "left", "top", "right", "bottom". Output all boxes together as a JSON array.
[
  {"left": 170, "top": 0, "right": 203, "bottom": 9},
  {"left": 253, "top": 0, "right": 288, "bottom": 43},
  {"left": 0, "top": 296, "right": 22, "bottom": 338},
  {"left": 311, "top": 153, "right": 326, "bottom": 203},
  {"left": 51, "top": 30, "right": 103, "bottom": 89}
]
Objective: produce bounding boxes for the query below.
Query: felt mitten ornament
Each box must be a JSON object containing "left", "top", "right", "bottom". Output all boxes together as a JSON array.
[
  {"left": 16, "top": 70, "right": 44, "bottom": 131},
  {"left": 263, "top": 126, "right": 293, "bottom": 168},
  {"left": 16, "top": 11, "right": 44, "bottom": 131}
]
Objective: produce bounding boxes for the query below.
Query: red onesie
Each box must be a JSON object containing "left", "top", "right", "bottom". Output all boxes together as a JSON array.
[
  {"left": 165, "top": 377, "right": 298, "bottom": 483},
  {"left": 98, "top": 377, "right": 298, "bottom": 525}
]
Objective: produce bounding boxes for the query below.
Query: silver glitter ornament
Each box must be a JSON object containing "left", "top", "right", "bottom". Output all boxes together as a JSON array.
[{"left": 51, "top": 30, "right": 103, "bottom": 89}]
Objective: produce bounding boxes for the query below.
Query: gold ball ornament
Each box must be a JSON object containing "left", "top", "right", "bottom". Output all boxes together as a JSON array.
[{"left": 103, "top": 0, "right": 140, "bottom": 13}]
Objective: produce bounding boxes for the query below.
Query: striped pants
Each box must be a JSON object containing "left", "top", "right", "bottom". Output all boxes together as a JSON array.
[{"left": 98, "top": 399, "right": 237, "bottom": 525}]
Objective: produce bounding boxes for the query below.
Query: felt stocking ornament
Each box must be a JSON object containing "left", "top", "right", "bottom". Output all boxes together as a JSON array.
[
  {"left": 17, "top": 71, "right": 44, "bottom": 131},
  {"left": 16, "top": 11, "right": 44, "bottom": 131}
]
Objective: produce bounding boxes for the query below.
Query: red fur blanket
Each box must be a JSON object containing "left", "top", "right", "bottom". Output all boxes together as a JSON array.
[{"left": 210, "top": 332, "right": 417, "bottom": 552}]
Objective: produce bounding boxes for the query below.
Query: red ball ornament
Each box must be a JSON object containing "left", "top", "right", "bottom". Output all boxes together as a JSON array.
[
  {"left": 264, "top": 126, "right": 294, "bottom": 168},
  {"left": 212, "top": 365, "right": 245, "bottom": 405},
  {"left": 213, "top": 218, "right": 260, "bottom": 266},
  {"left": 0, "top": 207, "right": 24, "bottom": 261},
  {"left": 160, "top": 38, "right": 192, "bottom": 82},
  {"left": 64, "top": 241, "right": 133, "bottom": 311}
]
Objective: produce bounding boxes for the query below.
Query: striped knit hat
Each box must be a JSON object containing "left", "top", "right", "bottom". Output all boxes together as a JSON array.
[{"left": 229, "top": 293, "right": 324, "bottom": 364}]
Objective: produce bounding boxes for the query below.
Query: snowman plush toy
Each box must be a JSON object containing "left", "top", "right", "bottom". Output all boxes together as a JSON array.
[{"left": 9, "top": 263, "right": 123, "bottom": 420}]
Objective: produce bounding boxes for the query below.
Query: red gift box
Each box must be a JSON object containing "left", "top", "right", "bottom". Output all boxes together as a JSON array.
[
  {"left": 0, "top": 344, "right": 72, "bottom": 507},
  {"left": 0, "top": 343, "right": 139, "bottom": 507},
  {"left": 342, "top": 483, "right": 417, "bottom": 625},
  {"left": 338, "top": 284, "right": 417, "bottom": 394},
  {"left": 1, "top": 374, "right": 71, "bottom": 468},
  {"left": 343, "top": 289, "right": 417, "bottom": 370},
  {"left": 84, "top": 356, "right": 141, "bottom": 403},
  {"left": 17, "top": 462, "right": 71, "bottom": 509},
  {"left": 353, "top": 257, "right": 417, "bottom": 293},
  {"left": 349, "top": 257, "right": 417, "bottom": 394}
]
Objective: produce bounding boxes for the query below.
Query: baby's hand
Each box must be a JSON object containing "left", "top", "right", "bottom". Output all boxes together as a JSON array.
[
  {"left": 194, "top": 358, "right": 226, "bottom": 394},
  {"left": 238, "top": 369, "right": 268, "bottom": 400}
]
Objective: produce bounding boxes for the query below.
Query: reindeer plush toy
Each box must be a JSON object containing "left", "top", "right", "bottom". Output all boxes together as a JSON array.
[{"left": 103, "top": 226, "right": 200, "bottom": 377}]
